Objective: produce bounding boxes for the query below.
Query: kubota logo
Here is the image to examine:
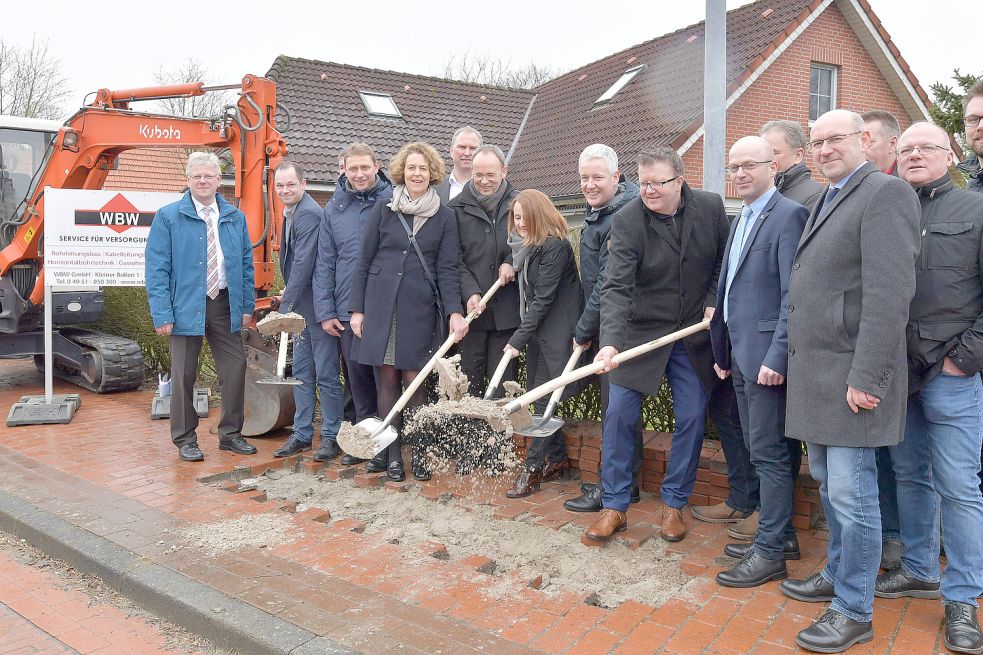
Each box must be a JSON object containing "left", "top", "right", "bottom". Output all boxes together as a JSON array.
[{"left": 138, "top": 124, "right": 182, "bottom": 140}]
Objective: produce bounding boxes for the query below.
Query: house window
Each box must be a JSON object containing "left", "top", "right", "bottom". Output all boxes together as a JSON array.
[
  {"left": 594, "top": 65, "right": 645, "bottom": 106},
  {"left": 809, "top": 64, "right": 837, "bottom": 122},
  {"left": 359, "top": 91, "right": 402, "bottom": 118}
]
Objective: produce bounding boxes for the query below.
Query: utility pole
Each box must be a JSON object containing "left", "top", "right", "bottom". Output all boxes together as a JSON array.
[{"left": 703, "top": 0, "right": 727, "bottom": 195}]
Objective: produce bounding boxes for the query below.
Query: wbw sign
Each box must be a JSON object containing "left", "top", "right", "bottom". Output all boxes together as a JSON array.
[{"left": 44, "top": 188, "right": 181, "bottom": 287}]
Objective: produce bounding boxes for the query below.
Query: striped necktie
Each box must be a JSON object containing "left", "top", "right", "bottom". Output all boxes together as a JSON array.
[{"left": 202, "top": 206, "right": 221, "bottom": 300}]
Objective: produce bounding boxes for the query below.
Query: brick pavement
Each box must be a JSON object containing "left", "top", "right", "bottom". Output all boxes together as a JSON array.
[{"left": 0, "top": 357, "right": 956, "bottom": 654}]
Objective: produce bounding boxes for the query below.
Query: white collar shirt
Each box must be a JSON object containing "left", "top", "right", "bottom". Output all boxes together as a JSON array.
[{"left": 192, "top": 196, "right": 227, "bottom": 291}]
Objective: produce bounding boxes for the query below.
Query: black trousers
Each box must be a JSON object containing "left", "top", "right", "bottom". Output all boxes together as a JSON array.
[
  {"left": 339, "top": 320, "right": 377, "bottom": 422},
  {"left": 458, "top": 327, "right": 517, "bottom": 398},
  {"left": 168, "top": 290, "right": 246, "bottom": 447}
]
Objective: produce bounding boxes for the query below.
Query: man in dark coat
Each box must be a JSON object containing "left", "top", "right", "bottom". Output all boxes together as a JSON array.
[
  {"left": 436, "top": 126, "right": 482, "bottom": 204},
  {"left": 709, "top": 136, "right": 808, "bottom": 588},
  {"left": 878, "top": 122, "right": 983, "bottom": 655},
  {"left": 448, "top": 145, "right": 520, "bottom": 397},
  {"left": 564, "top": 144, "right": 642, "bottom": 512},
  {"left": 760, "top": 120, "right": 824, "bottom": 211},
  {"left": 587, "top": 147, "right": 728, "bottom": 545},
  {"left": 271, "top": 161, "right": 343, "bottom": 462},
  {"left": 314, "top": 143, "right": 392, "bottom": 465},
  {"left": 781, "top": 110, "right": 919, "bottom": 654}
]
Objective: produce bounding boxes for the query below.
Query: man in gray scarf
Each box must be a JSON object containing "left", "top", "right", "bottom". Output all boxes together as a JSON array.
[{"left": 447, "top": 145, "right": 520, "bottom": 398}]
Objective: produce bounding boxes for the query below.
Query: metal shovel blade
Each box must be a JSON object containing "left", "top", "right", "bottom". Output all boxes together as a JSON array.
[
  {"left": 255, "top": 376, "right": 303, "bottom": 386},
  {"left": 358, "top": 417, "right": 399, "bottom": 455},
  {"left": 513, "top": 415, "right": 563, "bottom": 438}
]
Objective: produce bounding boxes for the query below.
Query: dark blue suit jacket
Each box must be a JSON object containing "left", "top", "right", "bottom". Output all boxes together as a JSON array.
[
  {"left": 279, "top": 192, "right": 322, "bottom": 321},
  {"left": 710, "top": 189, "right": 808, "bottom": 377}
]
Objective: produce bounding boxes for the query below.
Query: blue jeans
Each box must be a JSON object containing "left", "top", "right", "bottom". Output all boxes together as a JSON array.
[
  {"left": 290, "top": 324, "right": 342, "bottom": 445},
  {"left": 876, "top": 446, "right": 902, "bottom": 543},
  {"left": 709, "top": 377, "right": 757, "bottom": 514},
  {"left": 601, "top": 342, "right": 708, "bottom": 512},
  {"left": 809, "top": 443, "right": 880, "bottom": 622},
  {"left": 891, "top": 371, "right": 983, "bottom": 606}
]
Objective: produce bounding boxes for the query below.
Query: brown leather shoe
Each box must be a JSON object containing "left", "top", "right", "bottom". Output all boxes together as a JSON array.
[
  {"left": 584, "top": 509, "right": 628, "bottom": 542},
  {"left": 541, "top": 458, "right": 570, "bottom": 482},
  {"left": 661, "top": 506, "right": 686, "bottom": 542},
  {"left": 728, "top": 511, "right": 759, "bottom": 541},
  {"left": 505, "top": 468, "right": 542, "bottom": 498},
  {"left": 691, "top": 502, "right": 752, "bottom": 524}
]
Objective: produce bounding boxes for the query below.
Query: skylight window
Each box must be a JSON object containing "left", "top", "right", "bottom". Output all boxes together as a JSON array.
[
  {"left": 359, "top": 91, "right": 402, "bottom": 118},
  {"left": 594, "top": 65, "right": 644, "bottom": 105}
]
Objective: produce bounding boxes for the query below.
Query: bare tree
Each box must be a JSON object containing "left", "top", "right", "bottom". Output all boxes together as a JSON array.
[
  {"left": 0, "top": 37, "right": 71, "bottom": 119},
  {"left": 441, "top": 51, "right": 556, "bottom": 90},
  {"left": 152, "top": 58, "right": 233, "bottom": 118}
]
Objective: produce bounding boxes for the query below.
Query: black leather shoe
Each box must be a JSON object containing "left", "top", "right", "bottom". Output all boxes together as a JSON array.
[
  {"left": 273, "top": 437, "right": 311, "bottom": 458},
  {"left": 365, "top": 453, "right": 387, "bottom": 473},
  {"left": 630, "top": 485, "right": 641, "bottom": 504},
  {"left": 388, "top": 461, "right": 405, "bottom": 482},
  {"left": 875, "top": 566, "right": 941, "bottom": 599},
  {"left": 796, "top": 609, "right": 873, "bottom": 653},
  {"left": 341, "top": 454, "right": 366, "bottom": 466},
  {"left": 178, "top": 443, "right": 204, "bottom": 462},
  {"left": 580, "top": 482, "right": 596, "bottom": 494},
  {"left": 716, "top": 551, "right": 788, "bottom": 588},
  {"left": 312, "top": 440, "right": 341, "bottom": 462},
  {"left": 219, "top": 436, "right": 257, "bottom": 455},
  {"left": 944, "top": 601, "right": 983, "bottom": 655},
  {"left": 411, "top": 456, "right": 431, "bottom": 481},
  {"left": 725, "top": 538, "right": 800, "bottom": 561},
  {"left": 880, "top": 538, "right": 903, "bottom": 570},
  {"left": 564, "top": 486, "right": 602, "bottom": 512},
  {"left": 780, "top": 573, "right": 835, "bottom": 602}
]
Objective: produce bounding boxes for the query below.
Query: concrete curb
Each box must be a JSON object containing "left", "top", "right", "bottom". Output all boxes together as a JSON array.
[{"left": 0, "top": 489, "right": 357, "bottom": 655}]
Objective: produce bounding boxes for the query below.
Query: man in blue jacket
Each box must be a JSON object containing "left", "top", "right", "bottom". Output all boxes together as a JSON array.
[
  {"left": 272, "top": 161, "right": 343, "bottom": 461},
  {"left": 314, "top": 143, "right": 392, "bottom": 465},
  {"left": 145, "top": 152, "right": 257, "bottom": 462},
  {"left": 710, "top": 135, "right": 808, "bottom": 587}
]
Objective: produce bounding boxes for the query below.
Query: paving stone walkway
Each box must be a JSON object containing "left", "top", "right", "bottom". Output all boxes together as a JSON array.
[{"left": 0, "top": 358, "right": 956, "bottom": 654}]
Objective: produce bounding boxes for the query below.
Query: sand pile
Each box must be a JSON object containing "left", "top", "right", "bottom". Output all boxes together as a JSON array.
[
  {"left": 256, "top": 310, "right": 305, "bottom": 336},
  {"left": 177, "top": 513, "right": 295, "bottom": 556},
  {"left": 257, "top": 470, "right": 691, "bottom": 608}
]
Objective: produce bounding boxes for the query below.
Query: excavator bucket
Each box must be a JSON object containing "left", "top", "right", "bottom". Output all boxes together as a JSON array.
[{"left": 241, "top": 328, "right": 295, "bottom": 436}]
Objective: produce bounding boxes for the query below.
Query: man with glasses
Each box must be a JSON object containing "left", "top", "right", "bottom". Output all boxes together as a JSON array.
[
  {"left": 271, "top": 161, "right": 344, "bottom": 462},
  {"left": 877, "top": 122, "right": 983, "bottom": 655},
  {"left": 781, "top": 110, "right": 919, "bottom": 653},
  {"left": 146, "top": 151, "right": 257, "bottom": 462},
  {"left": 587, "top": 147, "right": 729, "bottom": 544},
  {"left": 710, "top": 136, "right": 809, "bottom": 588}
]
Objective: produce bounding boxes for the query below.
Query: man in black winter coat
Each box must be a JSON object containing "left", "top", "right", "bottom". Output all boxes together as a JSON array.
[
  {"left": 760, "top": 120, "right": 824, "bottom": 211},
  {"left": 448, "top": 145, "right": 520, "bottom": 397}
]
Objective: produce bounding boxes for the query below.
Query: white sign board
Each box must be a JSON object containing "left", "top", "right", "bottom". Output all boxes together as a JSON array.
[{"left": 43, "top": 188, "right": 181, "bottom": 287}]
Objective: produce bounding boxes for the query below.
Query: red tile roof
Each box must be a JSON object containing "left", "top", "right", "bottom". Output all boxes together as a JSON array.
[
  {"left": 266, "top": 57, "right": 536, "bottom": 183},
  {"left": 104, "top": 148, "right": 187, "bottom": 193}
]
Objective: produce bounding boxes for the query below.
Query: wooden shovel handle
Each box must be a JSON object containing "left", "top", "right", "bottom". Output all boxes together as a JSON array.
[
  {"left": 483, "top": 349, "right": 515, "bottom": 400},
  {"left": 542, "top": 343, "right": 588, "bottom": 408},
  {"left": 504, "top": 320, "right": 710, "bottom": 414}
]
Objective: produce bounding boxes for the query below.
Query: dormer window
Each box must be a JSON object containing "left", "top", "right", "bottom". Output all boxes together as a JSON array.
[
  {"left": 594, "top": 65, "right": 644, "bottom": 106},
  {"left": 359, "top": 91, "right": 402, "bottom": 118}
]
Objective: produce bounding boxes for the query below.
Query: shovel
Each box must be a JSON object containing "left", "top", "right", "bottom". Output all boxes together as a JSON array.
[
  {"left": 513, "top": 343, "right": 587, "bottom": 438},
  {"left": 482, "top": 350, "right": 516, "bottom": 400},
  {"left": 255, "top": 331, "right": 303, "bottom": 387},
  {"left": 453, "top": 320, "right": 711, "bottom": 435},
  {"left": 355, "top": 279, "right": 505, "bottom": 455}
]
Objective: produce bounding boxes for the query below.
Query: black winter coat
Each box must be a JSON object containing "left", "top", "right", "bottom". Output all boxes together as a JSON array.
[
  {"left": 775, "top": 162, "right": 824, "bottom": 211},
  {"left": 449, "top": 180, "right": 520, "bottom": 331},
  {"left": 508, "top": 236, "right": 585, "bottom": 399},
  {"left": 599, "top": 184, "right": 729, "bottom": 395},
  {"left": 349, "top": 201, "right": 464, "bottom": 370}
]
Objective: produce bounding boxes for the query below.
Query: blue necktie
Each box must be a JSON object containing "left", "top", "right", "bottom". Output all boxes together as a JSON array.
[
  {"left": 820, "top": 186, "right": 839, "bottom": 214},
  {"left": 724, "top": 205, "right": 754, "bottom": 323}
]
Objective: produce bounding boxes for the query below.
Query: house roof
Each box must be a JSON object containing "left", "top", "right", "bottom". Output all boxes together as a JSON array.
[
  {"left": 506, "top": 0, "right": 934, "bottom": 197},
  {"left": 266, "top": 57, "right": 536, "bottom": 183},
  {"left": 104, "top": 148, "right": 187, "bottom": 193}
]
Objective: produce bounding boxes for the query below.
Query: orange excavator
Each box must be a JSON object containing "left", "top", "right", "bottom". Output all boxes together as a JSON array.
[{"left": 0, "top": 75, "right": 295, "bottom": 434}]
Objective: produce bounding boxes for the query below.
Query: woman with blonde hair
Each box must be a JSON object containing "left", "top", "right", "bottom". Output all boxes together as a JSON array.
[
  {"left": 504, "top": 189, "right": 585, "bottom": 498},
  {"left": 350, "top": 142, "right": 469, "bottom": 481}
]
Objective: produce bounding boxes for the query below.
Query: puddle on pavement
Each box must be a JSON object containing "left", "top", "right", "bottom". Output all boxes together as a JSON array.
[{"left": 255, "top": 469, "right": 693, "bottom": 609}]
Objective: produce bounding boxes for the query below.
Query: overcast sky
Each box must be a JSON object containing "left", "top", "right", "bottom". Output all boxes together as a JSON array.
[{"left": 3, "top": 0, "right": 973, "bottom": 120}]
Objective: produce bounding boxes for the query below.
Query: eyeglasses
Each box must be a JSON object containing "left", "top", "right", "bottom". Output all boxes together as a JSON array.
[
  {"left": 640, "top": 176, "right": 680, "bottom": 191},
  {"left": 964, "top": 115, "right": 982, "bottom": 128},
  {"left": 727, "top": 161, "right": 772, "bottom": 175},
  {"left": 808, "top": 131, "right": 862, "bottom": 152},
  {"left": 897, "top": 144, "right": 950, "bottom": 159},
  {"left": 189, "top": 174, "right": 219, "bottom": 182}
]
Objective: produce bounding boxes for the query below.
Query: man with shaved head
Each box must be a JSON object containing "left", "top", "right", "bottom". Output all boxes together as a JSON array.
[
  {"left": 709, "top": 136, "right": 809, "bottom": 588},
  {"left": 781, "top": 110, "right": 920, "bottom": 653},
  {"left": 883, "top": 122, "right": 983, "bottom": 655}
]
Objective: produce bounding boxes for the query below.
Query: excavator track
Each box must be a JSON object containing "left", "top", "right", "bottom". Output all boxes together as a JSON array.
[{"left": 35, "top": 328, "right": 144, "bottom": 393}]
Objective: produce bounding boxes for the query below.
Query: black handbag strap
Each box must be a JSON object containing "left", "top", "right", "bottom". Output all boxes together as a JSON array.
[{"left": 395, "top": 211, "right": 440, "bottom": 298}]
